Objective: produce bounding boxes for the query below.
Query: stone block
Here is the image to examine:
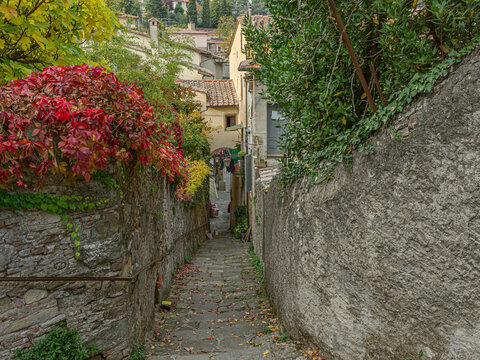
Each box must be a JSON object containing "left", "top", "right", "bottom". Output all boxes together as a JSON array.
[
  {"left": 0, "top": 306, "right": 58, "bottom": 336},
  {"left": 0, "top": 297, "right": 13, "bottom": 314},
  {"left": 0, "top": 245, "right": 15, "bottom": 267},
  {"left": 24, "top": 289, "right": 48, "bottom": 304}
]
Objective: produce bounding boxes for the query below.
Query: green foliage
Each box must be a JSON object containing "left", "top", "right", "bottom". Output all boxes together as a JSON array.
[
  {"left": 0, "top": 0, "right": 117, "bottom": 84},
  {"left": 231, "top": 0, "right": 267, "bottom": 18},
  {"left": 231, "top": 205, "right": 248, "bottom": 239},
  {"left": 234, "top": 204, "right": 247, "bottom": 220},
  {"left": 244, "top": 0, "right": 480, "bottom": 185},
  {"left": 169, "top": 10, "right": 189, "bottom": 25},
  {"left": 187, "top": 0, "right": 198, "bottom": 24},
  {"left": 248, "top": 242, "right": 263, "bottom": 283},
  {"left": 146, "top": 0, "right": 169, "bottom": 20},
  {"left": 215, "top": 16, "right": 235, "bottom": 48},
  {"left": 202, "top": 0, "right": 211, "bottom": 27},
  {"left": 232, "top": 218, "right": 248, "bottom": 239},
  {"left": 178, "top": 110, "right": 212, "bottom": 161},
  {"left": 404, "top": 349, "right": 424, "bottom": 360},
  {"left": 121, "top": 0, "right": 142, "bottom": 16},
  {"left": 86, "top": 32, "right": 190, "bottom": 116},
  {"left": 130, "top": 344, "right": 147, "bottom": 360},
  {"left": 94, "top": 170, "right": 120, "bottom": 188},
  {"left": 175, "top": 4, "right": 185, "bottom": 15},
  {"left": 0, "top": 189, "right": 110, "bottom": 259},
  {"left": 13, "top": 322, "right": 97, "bottom": 360},
  {"left": 250, "top": 0, "right": 268, "bottom": 16},
  {"left": 211, "top": 0, "right": 232, "bottom": 27}
]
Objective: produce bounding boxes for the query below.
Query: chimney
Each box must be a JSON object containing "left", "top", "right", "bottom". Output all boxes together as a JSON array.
[
  {"left": 248, "top": 3, "right": 252, "bottom": 17},
  {"left": 187, "top": 22, "right": 196, "bottom": 31},
  {"left": 149, "top": 18, "right": 159, "bottom": 47}
]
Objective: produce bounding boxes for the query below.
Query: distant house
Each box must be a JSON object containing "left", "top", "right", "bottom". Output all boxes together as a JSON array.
[
  {"left": 170, "top": 23, "right": 214, "bottom": 49},
  {"left": 168, "top": 0, "right": 188, "bottom": 12},
  {"left": 117, "top": 17, "right": 226, "bottom": 81},
  {"left": 177, "top": 79, "right": 240, "bottom": 153}
]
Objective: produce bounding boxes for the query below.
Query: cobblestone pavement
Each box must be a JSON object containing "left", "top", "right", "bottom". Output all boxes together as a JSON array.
[{"left": 146, "top": 186, "right": 305, "bottom": 360}]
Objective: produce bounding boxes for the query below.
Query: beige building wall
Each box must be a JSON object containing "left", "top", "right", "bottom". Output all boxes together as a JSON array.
[
  {"left": 228, "top": 21, "right": 247, "bottom": 133},
  {"left": 205, "top": 106, "right": 240, "bottom": 152},
  {"left": 188, "top": 92, "right": 239, "bottom": 152}
]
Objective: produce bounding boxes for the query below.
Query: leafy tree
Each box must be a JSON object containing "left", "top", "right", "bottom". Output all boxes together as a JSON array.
[
  {"left": 251, "top": 0, "right": 267, "bottom": 16},
  {"left": 121, "top": 0, "right": 142, "bottom": 16},
  {"left": 215, "top": 16, "right": 235, "bottom": 48},
  {"left": 244, "top": 0, "right": 480, "bottom": 184},
  {"left": 175, "top": 4, "right": 185, "bottom": 14},
  {"left": 202, "top": 0, "right": 211, "bottom": 27},
  {"left": 231, "top": 0, "right": 247, "bottom": 18},
  {"left": 146, "top": 0, "right": 169, "bottom": 20},
  {"left": 0, "top": 0, "right": 117, "bottom": 84},
  {"left": 86, "top": 32, "right": 210, "bottom": 160},
  {"left": 87, "top": 33, "right": 190, "bottom": 112},
  {"left": 211, "top": 0, "right": 231, "bottom": 27},
  {"left": 187, "top": 0, "right": 198, "bottom": 24},
  {"left": 169, "top": 11, "right": 189, "bottom": 24}
]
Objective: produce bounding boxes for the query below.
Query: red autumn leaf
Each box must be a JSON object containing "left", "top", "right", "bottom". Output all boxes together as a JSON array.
[{"left": 0, "top": 64, "right": 189, "bottom": 192}]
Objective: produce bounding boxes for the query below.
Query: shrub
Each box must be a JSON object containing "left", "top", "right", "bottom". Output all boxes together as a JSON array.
[
  {"left": 0, "top": 65, "right": 187, "bottom": 189},
  {"left": 244, "top": 0, "right": 480, "bottom": 184},
  {"left": 13, "top": 323, "right": 97, "bottom": 360},
  {"left": 130, "top": 344, "right": 146, "bottom": 360},
  {"left": 184, "top": 160, "right": 211, "bottom": 196}
]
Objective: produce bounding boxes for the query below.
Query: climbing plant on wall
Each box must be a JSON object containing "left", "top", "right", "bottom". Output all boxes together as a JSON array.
[
  {"left": 244, "top": 0, "right": 480, "bottom": 185},
  {"left": 0, "top": 64, "right": 193, "bottom": 257}
]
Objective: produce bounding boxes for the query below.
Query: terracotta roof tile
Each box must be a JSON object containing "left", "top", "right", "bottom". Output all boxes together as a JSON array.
[{"left": 177, "top": 79, "right": 239, "bottom": 107}]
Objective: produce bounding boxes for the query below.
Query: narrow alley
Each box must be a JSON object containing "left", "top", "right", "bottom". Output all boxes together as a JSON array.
[{"left": 146, "top": 187, "right": 304, "bottom": 360}]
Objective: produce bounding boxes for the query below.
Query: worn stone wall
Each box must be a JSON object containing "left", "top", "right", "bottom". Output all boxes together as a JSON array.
[
  {"left": 256, "top": 50, "right": 480, "bottom": 359},
  {"left": 0, "top": 171, "right": 209, "bottom": 359}
]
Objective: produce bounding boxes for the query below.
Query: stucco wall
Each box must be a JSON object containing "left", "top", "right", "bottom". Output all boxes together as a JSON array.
[
  {"left": 206, "top": 106, "right": 240, "bottom": 151},
  {"left": 255, "top": 50, "right": 480, "bottom": 359},
  {"left": 229, "top": 20, "right": 247, "bottom": 130},
  {"left": 0, "top": 171, "right": 208, "bottom": 359}
]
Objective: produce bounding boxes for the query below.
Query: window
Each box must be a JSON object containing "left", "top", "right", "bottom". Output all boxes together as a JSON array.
[{"left": 225, "top": 115, "right": 236, "bottom": 129}]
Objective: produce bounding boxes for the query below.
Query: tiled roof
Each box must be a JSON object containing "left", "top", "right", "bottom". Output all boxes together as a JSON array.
[
  {"left": 177, "top": 79, "right": 239, "bottom": 107},
  {"left": 238, "top": 59, "right": 260, "bottom": 71}
]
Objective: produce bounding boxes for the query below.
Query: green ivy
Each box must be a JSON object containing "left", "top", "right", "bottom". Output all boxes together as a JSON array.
[
  {"left": 13, "top": 322, "right": 97, "bottom": 360},
  {"left": 0, "top": 190, "right": 110, "bottom": 259},
  {"left": 94, "top": 169, "right": 119, "bottom": 188}
]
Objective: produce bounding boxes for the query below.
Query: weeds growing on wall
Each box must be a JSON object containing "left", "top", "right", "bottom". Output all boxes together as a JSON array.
[
  {"left": 13, "top": 322, "right": 97, "bottom": 360},
  {"left": 130, "top": 344, "right": 147, "bottom": 360},
  {"left": 248, "top": 242, "right": 264, "bottom": 284},
  {"left": 231, "top": 205, "right": 248, "bottom": 239},
  {"left": 244, "top": 0, "right": 480, "bottom": 185}
]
